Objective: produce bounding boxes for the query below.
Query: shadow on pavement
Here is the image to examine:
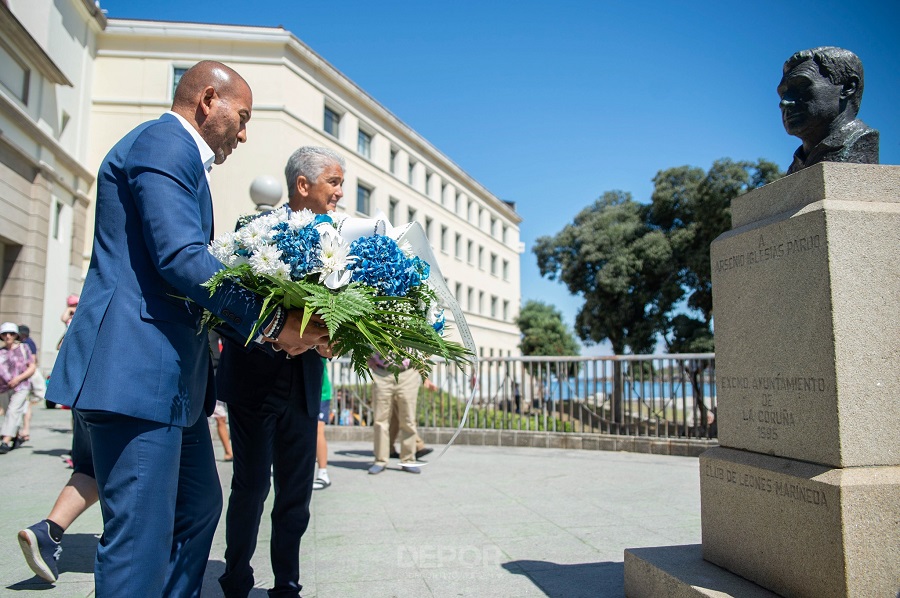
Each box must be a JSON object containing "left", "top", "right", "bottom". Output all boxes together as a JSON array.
[
  {"left": 29, "top": 449, "right": 70, "bottom": 459},
  {"left": 59, "top": 533, "right": 100, "bottom": 575},
  {"left": 200, "top": 560, "right": 286, "bottom": 597},
  {"left": 334, "top": 449, "right": 373, "bottom": 458},
  {"left": 326, "top": 459, "right": 373, "bottom": 471},
  {"left": 502, "top": 560, "right": 624, "bottom": 598}
]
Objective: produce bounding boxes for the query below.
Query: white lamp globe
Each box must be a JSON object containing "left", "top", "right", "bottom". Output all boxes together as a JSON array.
[{"left": 249, "top": 175, "right": 282, "bottom": 211}]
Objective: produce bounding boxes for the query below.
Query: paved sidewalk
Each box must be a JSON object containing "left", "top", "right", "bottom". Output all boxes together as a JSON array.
[{"left": 1, "top": 407, "right": 701, "bottom": 597}]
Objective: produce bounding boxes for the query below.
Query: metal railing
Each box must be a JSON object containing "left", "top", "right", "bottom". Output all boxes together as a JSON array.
[{"left": 325, "top": 354, "right": 717, "bottom": 440}]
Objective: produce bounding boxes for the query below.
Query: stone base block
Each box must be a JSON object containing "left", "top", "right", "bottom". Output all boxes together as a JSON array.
[
  {"left": 711, "top": 163, "right": 900, "bottom": 468},
  {"left": 701, "top": 447, "right": 900, "bottom": 597},
  {"left": 624, "top": 544, "right": 779, "bottom": 597}
]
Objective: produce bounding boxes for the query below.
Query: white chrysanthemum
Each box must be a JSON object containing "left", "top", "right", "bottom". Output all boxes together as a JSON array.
[
  {"left": 398, "top": 239, "right": 416, "bottom": 257},
  {"left": 287, "top": 208, "right": 316, "bottom": 230},
  {"left": 248, "top": 244, "right": 284, "bottom": 276},
  {"left": 209, "top": 232, "right": 238, "bottom": 265},
  {"left": 271, "top": 261, "right": 291, "bottom": 280},
  {"left": 238, "top": 219, "right": 273, "bottom": 252},
  {"left": 270, "top": 206, "right": 290, "bottom": 225},
  {"left": 315, "top": 225, "right": 355, "bottom": 289}
]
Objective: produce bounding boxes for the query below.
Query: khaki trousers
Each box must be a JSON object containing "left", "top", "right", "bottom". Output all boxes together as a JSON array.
[{"left": 371, "top": 368, "right": 421, "bottom": 465}]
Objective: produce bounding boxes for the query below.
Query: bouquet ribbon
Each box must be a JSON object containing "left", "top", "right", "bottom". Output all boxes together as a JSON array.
[{"left": 336, "top": 212, "right": 479, "bottom": 463}]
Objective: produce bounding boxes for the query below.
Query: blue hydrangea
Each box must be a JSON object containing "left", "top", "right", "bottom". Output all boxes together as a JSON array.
[
  {"left": 271, "top": 222, "right": 323, "bottom": 280},
  {"left": 347, "top": 235, "right": 430, "bottom": 296}
]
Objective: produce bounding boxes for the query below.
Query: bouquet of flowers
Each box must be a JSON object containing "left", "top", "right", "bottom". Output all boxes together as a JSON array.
[{"left": 204, "top": 206, "right": 472, "bottom": 378}]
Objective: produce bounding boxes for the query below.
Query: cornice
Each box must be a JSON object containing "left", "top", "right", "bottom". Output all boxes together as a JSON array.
[
  {"left": 0, "top": 88, "right": 94, "bottom": 183},
  {"left": 0, "top": 2, "right": 73, "bottom": 86},
  {"left": 99, "top": 18, "right": 521, "bottom": 224},
  {"left": 79, "top": 0, "right": 107, "bottom": 30}
]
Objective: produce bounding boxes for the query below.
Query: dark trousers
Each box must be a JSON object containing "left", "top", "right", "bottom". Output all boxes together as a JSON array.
[
  {"left": 79, "top": 409, "right": 220, "bottom": 598},
  {"left": 219, "top": 394, "right": 318, "bottom": 598}
]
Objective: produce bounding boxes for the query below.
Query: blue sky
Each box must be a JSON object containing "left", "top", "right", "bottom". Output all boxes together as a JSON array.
[{"left": 97, "top": 0, "right": 899, "bottom": 354}]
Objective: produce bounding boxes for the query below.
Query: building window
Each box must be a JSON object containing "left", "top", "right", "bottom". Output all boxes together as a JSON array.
[
  {"left": 441, "top": 226, "right": 448, "bottom": 252},
  {"left": 479, "top": 291, "right": 484, "bottom": 314},
  {"left": 478, "top": 246, "right": 484, "bottom": 270},
  {"left": 491, "top": 296, "right": 498, "bottom": 318},
  {"left": 388, "top": 198, "right": 398, "bottom": 223},
  {"left": 455, "top": 283, "right": 462, "bottom": 302},
  {"left": 468, "top": 200, "right": 475, "bottom": 223},
  {"left": 490, "top": 253, "right": 497, "bottom": 276},
  {"left": 407, "top": 207, "right": 416, "bottom": 224},
  {"left": 425, "top": 217, "right": 433, "bottom": 239},
  {"left": 502, "top": 225, "right": 508, "bottom": 244},
  {"left": 467, "top": 241, "right": 473, "bottom": 264},
  {"left": 171, "top": 66, "right": 188, "bottom": 100},
  {"left": 425, "top": 170, "right": 433, "bottom": 196},
  {"left": 52, "top": 199, "right": 62, "bottom": 240},
  {"left": 467, "top": 287, "right": 474, "bottom": 311},
  {"left": 441, "top": 183, "right": 448, "bottom": 206},
  {"left": 357, "top": 129, "right": 372, "bottom": 158},
  {"left": 390, "top": 147, "right": 398, "bottom": 174},
  {"left": 455, "top": 193, "right": 461, "bottom": 215},
  {"left": 502, "top": 259, "right": 509, "bottom": 281},
  {"left": 408, "top": 160, "right": 416, "bottom": 186},
  {"left": 503, "top": 300, "right": 509, "bottom": 321},
  {"left": 324, "top": 106, "right": 341, "bottom": 138},
  {"left": 356, "top": 183, "right": 372, "bottom": 215},
  {"left": 455, "top": 234, "right": 462, "bottom": 259},
  {"left": 491, "top": 217, "right": 498, "bottom": 237}
]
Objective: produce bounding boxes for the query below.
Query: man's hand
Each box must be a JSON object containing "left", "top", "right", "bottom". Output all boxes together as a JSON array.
[
  {"left": 266, "top": 310, "right": 330, "bottom": 356},
  {"left": 316, "top": 343, "right": 336, "bottom": 359}
]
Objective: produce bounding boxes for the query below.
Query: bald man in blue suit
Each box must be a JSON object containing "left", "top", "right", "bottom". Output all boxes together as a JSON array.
[{"left": 46, "top": 61, "right": 329, "bottom": 597}]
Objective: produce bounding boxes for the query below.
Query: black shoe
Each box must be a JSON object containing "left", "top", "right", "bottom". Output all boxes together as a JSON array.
[
  {"left": 389, "top": 448, "right": 400, "bottom": 459},
  {"left": 18, "top": 521, "right": 62, "bottom": 582},
  {"left": 0, "top": 442, "right": 11, "bottom": 455},
  {"left": 12, "top": 436, "right": 26, "bottom": 449},
  {"left": 415, "top": 447, "right": 434, "bottom": 460}
]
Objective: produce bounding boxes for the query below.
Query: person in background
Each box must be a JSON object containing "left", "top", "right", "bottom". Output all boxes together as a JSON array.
[
  {"left": 208, "top": 330, "right": 233, "bottom": 462},
  {"left": 313, "top": 357, "right": 332, "bottom": 490},
  {"left": 17, "top": 324, "right": 46, "bottom": 442},
  {"left": 56, "top": 295, "right": 78, "bottom": 350},
  {"left": 18, "top": 410, "right": 98, "bottom": 583},
  {"left": 387, "top": 386, "right": 435, "bottom": 460},
  {"left": 367, "top": 353, "right": 424, "bottom": 475},
  {"left": 0, "top": 322, "right": 35, "bottom": 454}
]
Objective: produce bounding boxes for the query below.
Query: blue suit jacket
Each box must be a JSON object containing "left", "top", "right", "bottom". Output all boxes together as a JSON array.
[{"left": 48, "top": 114, "right": 264, "bottom": 426}]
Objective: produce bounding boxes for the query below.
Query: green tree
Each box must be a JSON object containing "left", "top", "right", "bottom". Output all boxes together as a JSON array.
[
  {"left": 533, "top": 191, "right": 679, "bottom": 355},
  {"left": 648, "top": 158, "right": 783, "bottom": 334},
  {"left": 515, "top": 300, "right": 579, "bottom": 357}
]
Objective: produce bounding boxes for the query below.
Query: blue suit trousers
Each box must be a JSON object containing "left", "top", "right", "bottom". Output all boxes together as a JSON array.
[{"left": 79, "top": 409, "right": 222, "bottom": 597}]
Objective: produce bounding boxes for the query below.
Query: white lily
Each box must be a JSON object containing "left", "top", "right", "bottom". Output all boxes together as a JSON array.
[{"left": 315, "top": 224, "right": 355, "bottom": 289}]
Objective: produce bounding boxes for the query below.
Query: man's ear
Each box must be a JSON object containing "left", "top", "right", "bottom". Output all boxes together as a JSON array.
[
  {"left": 840, "top": 76, "right": 859, "bottom": 100},
  {"left": 295, "top": 175, "right": 310, "bottom": 198},
  {"left": 199, "top": 86, "right": 216, "bottom": 116}
]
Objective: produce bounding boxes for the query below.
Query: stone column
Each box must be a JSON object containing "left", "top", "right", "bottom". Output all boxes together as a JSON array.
[{"left": 624, "top": 163, "right": 900, "bottom": 597}]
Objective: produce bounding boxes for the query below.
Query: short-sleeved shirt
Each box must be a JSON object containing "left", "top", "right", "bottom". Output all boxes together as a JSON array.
[{"left": 0, "top": 343, "right": 34, "bottom": 393}]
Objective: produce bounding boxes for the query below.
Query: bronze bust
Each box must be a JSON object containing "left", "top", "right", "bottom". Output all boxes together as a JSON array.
[{"left": 778, "top": 46, "right": 879, "bottom": 174}]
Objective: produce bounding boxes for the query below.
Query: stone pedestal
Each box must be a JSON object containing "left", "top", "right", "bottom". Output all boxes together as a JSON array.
[{"left": 624, "top": 163, "right": 900, "bottom": 597}]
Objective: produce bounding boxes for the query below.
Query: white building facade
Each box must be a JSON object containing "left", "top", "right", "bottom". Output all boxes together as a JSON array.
[
  {"left": 0, "top": 0, "right": 105, "bottom": 371},
  {"left": 90, "top": 19, "right": 523, "bottom": 357}
]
